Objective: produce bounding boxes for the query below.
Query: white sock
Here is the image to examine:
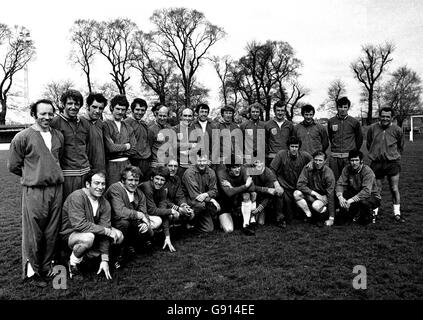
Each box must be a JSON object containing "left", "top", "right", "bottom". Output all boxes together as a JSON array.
[
  {"left": 26, "top": 261, "right": 35, "bottom": 278},
  {"left": 320, "top": 206, "right": 327, "bottom": 214},
  {"left": 70, "top": 252, "right": 83, "bottom": 266},
  {"left": 241, "top": 201, "right": 252, "bottom": 227},
  {"left": 297, "top": 199, "right": 312, "bottom": 217},
  {"left": 393, "top": 204, "right": 400, "bottom": 216},
  {"left": 250, "top": 202, "right": 257, "bottom": 223},
  {"left": 373, "top": 207, "right": 379, "bottom": 216}
]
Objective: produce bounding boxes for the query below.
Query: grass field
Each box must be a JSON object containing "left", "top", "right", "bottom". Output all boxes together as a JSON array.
[{"left": 0, "top": 136, "right": 422, "bottom": 301}]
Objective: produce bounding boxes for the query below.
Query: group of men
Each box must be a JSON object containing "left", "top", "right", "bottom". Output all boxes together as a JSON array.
[{"left": 7, "top": 90, "right": 405, "bottom": 288}]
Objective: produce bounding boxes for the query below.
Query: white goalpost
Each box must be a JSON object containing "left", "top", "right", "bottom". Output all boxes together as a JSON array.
[{"left": 409, "top": 115, "right": 423, "bottom": 142}]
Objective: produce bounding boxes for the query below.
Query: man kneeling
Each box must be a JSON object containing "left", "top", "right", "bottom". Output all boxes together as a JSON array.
[
  {"left": 294, "top": 151, "right": 336, "bottom": 227},
  {"left": 60, "top": 171, "right": 123, "bottom": 280}
]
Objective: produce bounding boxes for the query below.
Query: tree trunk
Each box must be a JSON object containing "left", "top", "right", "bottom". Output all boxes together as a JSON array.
[
  {"left": 0, "top": 98, "right": 7, "bottom": 125},
  {"left": 367, "top": 88, "right": 373, "bottom": 125},
  {"left": 86, "top": 73, "right": 92, "bottom": 94},
  {"left": 396, "top": 117, "right": 404, "bottom": 127}
]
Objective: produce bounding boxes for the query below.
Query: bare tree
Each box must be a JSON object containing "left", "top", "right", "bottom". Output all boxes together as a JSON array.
[
  {"left": 351, "top": 42, "right": 394, "bottom": 124},
  {"left": 233, "top": 40, "right": 302, "bottom": 120},
  {"left": 132, "top": 30, "right": 176, "bottom": 104},
  {"left": 319, "top": 79, "right": 347, "bottom": 117},
  {"left": 0, "top": 25, "right": 35, "bottom": 124},
  {"left": 211, "top": 55, "right": 241, "bottom": 108},
  {"left": 383, "top": 66, "right": 422, "bottom": 127},
  {"left": 150, "top": 7, "right": 225, "bottom": 108},
  {"left": 41, "top": 80, "right": 75, "bottom": 110},
  {"left": 93, "top": 18, "right": 138, "bottom": 94},
  {"left": 283, "top": 81, "right": 309, "bottom": 121},
  {"left": 70, "top": 19, "right": 97, "bottom": 93}
]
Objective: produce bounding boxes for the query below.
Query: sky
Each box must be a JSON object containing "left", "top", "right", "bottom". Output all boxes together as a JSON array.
[{"left": 1, "top": 0, "right": 423, "bottom": 123}]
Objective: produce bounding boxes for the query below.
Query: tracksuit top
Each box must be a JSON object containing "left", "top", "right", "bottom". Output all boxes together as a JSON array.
[
  {"left": 239, "top": 119, "right": 266, "bottom": 158},
  {"left": 8, "top": 126, "right": 64, "bottom": 186},
  {"left": 294, "top": 120, "right": 329, "bottom": 155},
  {"left": 366, "top": 123, "right": 404, "bottom": 161},
  {"left": 103, "top": 119, "right": 137, "bottom": 161},
  {"left": 104, "top": 182, "right": 147, "bottom": 222},
  {"left": 83, "top": 116, "right": 106, "bottom": 171},
  {"left": 124, "top": 117, "right": 151, "bottom": 160},
  {"left": 327, "top": 115, "right": 363, "bottom": 156},
  {"left": 264, "top": 119, "right": 294, "bottom": 158},
  {"left": 50, "top": 114, "right": 91, "bottom": 176},
  {"left": 182, "top": 166, "right": 218, "bottom": 205},
  {"left": 336, "top": 164, "right": 381, "bottom": 202}
]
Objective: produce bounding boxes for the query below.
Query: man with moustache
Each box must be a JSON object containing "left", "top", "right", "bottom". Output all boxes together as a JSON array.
[
  {"left": 50, "top": 89, "right": 92, "bottom": 202},
  {"left": 366, "top": 107, "right": 405, "bottom": 223},
  {"left": 83, "top": 93, "right": 107, "bottom": 172},
  {"left": 103, "top": 94, "right": 137, "bottom": 186},
  {"left": 265, "top": 101, "right": 294, "bottom": 167},
  {"left": 105, "top": 165, "right": 158, "bottom": 269},
  {"left": 124, "top": 98, "right": 152, "bottom": 180},
  {"left": 336, "top": 150, "right": 381, "bottom": 225},
  {"left": 61, "top": 171, "right": 123, "bottom": 280},
  {"left": 8, "top": 99, "right": 64, "bottom": 288}
]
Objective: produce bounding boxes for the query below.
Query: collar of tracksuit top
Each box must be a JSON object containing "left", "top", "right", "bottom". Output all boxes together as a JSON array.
[
  {"left": 300, "top": 119, "right": 316, "bottom": 127},
  {"left": 336, "top": 114, "right": 349, "bottom": 120},
  {"left": 60, "top": 113, "right": 81, "bottom": 123}
]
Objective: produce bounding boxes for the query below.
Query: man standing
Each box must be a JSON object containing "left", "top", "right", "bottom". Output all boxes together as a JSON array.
[
  {"left": 103, "top": 94, "right": 137, "bottom": 186},
  {"left": 336, "top": 150, "right": 381, "bottom": 225},
  {"left": 8, "top": 99, "right": 64, "bottom": 288},
  {"left": 60, "top": 171, "right": 123, "bottom": 280},
  {"left": 240, "top": 103, "right": 266, "bottom": 164},
  {"left": 172, "top": 108, "right": 195, "bottom": 177},
  {"left": 294, "top": 151, "right": 336, "bottom": 227},
  {"left": 327, "top": 97, "right": 363, "bottom": 180},
  {"left": 148, "top": 105, "right": 173, "bottom": 168},
  {"left": 270, "top": 136, "right": 312, "bottom": 227},
  {"left": 84, "top": 93, "right": 107, "bottom": 172},
  {"left": 366, "top": 107, "right": 405, "bottom": 223},
  {"left": 191, "top": 103, "right": 214, "bottom": 158},
  {"left": 265, "top": 101, "right": 294, "bottom": 167},
  {"left": 294, "top": 104, "right": 329, "bottom": 155},
  {"left": 50, "top": 89, "right": 92, "bottom": 202},
  {"left": 182, "top": 153, "right": 221, "bottom": 233},
  {"left": 124, "top": 98, "right": 152, "bottom": 180}
]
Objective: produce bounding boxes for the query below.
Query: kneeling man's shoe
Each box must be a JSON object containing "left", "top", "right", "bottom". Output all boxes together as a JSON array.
[
  {"left": 394, "top": 215, "right": 405, "bottom": 223},
  {"left": 276, "top": 219, "right": 287, "bottom": 229},
  {"left": 242, "top": 225, "right": 255, "bottom": 236}
]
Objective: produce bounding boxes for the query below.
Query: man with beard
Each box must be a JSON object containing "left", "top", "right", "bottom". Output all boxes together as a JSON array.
[
  {"left": 83, "top": 93, "right": 107, "bottom": 172},
  {"left": 270, "top": 136, "right": 313, "bottom": 227},
  {"left": 327, "top": 97, "right": 363, "bottom": 180},
  {"left": 8, "top": 99, "right": 64, "bottom": 288},
  {"left": 50, "top": 89, "right": 92, "bottom": 202},
  {"left": 60, "top": 171, "right": 123, "bottom": 280},
  {"left": 124, "top": 98, "right": 152, "bottom": 181},
  {"left": 264, "top": 101, "right": 294, "bottom": 167},
  {"left": 294, "top": 104, "right": 329, "bottom": 156},
  {"left": 240, "top": 103, "right": 266, "bottom": 164},
  {"left": 103, "top": 94, "right": 137, "bottom": 186},
  {"left": 104, "top": 165, "right": 158, "bottom": 269},
  {"left": 336, "top": 150, "right": 381, "bottom": 225},
  {"left": 182, "top": 153, "right": 221, "bottom": 233},
  {"left": 140, "top": 166, "right": 179, "bottom": 252},
  {"left": 294, "top": 151, "right": 336, "bottom": 227},
  {"left": 366, "top": 107, "right": 405, "bottom": 223}
]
